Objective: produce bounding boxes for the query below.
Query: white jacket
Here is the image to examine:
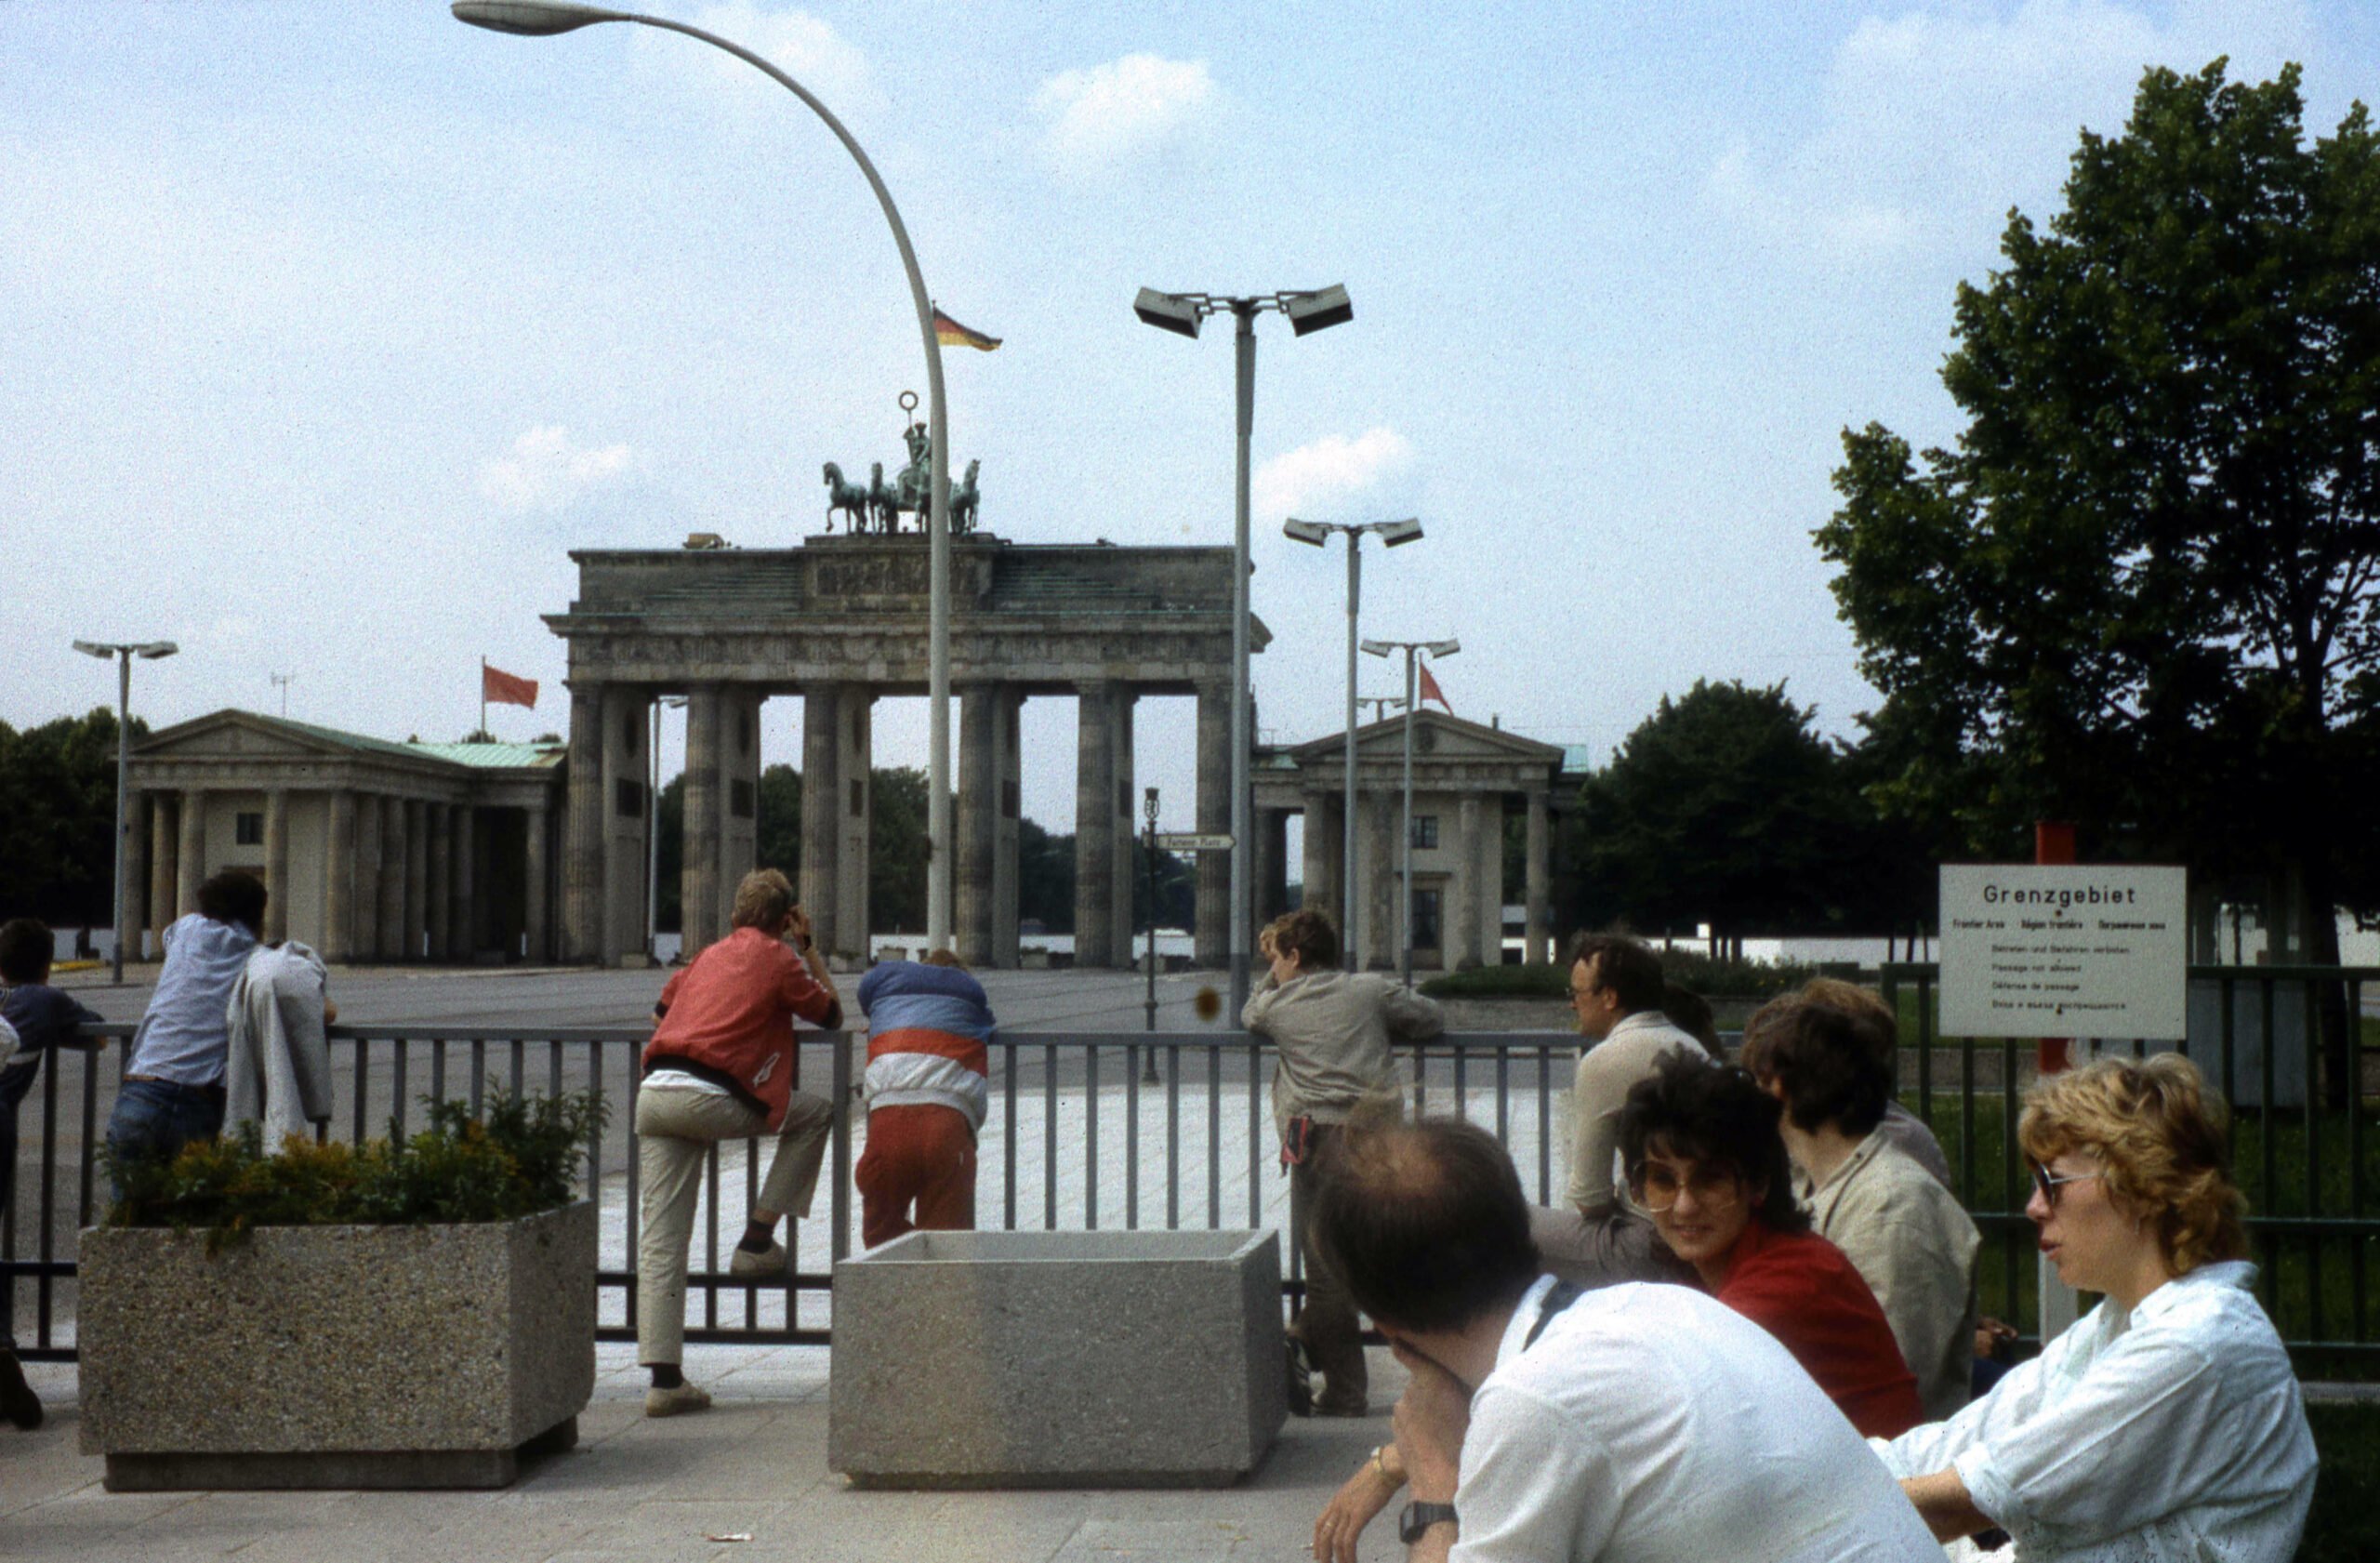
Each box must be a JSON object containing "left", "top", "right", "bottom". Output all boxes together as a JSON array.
[{"left": 223, "top": 942, "right": 335, "bottom": 1147}]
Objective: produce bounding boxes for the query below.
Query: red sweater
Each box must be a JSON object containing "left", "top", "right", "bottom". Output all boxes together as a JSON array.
[
  {"left": 645, "top": 927, "right": 838, "bottom": 1129},
  {"left": 1713, "top": 1220, "right": 1924, "bottom": 1438}
]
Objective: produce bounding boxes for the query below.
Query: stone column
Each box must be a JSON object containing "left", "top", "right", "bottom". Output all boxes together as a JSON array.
[
  {"left": 602, "top": 685, "right": 654, "bottom": 965},
  {"left": 1193, "top": 682, "right": 1231, "bottom": 967},
  {"left": 1110, "top": 692, "right": 1136, "bottom": 965},
  {"left": 1256, "top": 807, "right": 1290, "bottom": 927},
  {"left": 377, "top": 796, "right": 407, "bottom": 960},
  {"left": 324, "top": 790, "right": 357, "bottom": 964},
  {"left": 1525, "top": 788, "right": 1550, "bottom": 967},
  {"left": 125, "top": 792, "right": 150, "bottom": 959},
  {"left": 1456, "top": 794, "right": 1485, "bottom": 970},
  {"left": 525, "top": 802, "right": 551, "bottom": 964},
  {"left": 563, "top": 682, "right": 605, "bottom": 964},
  {"left": 719, "top": 689, "right": 760, "bottom": 934},
  {"left": 427, "top": 802, "right": 452, "bottom": 961},
  {"left": 177, "top": 788, "right": 206, "bottom": 916},
  {"left": 1367, "top": 789, "right": 1398, "bottom": 971},
  {"left": 958, "top": 683, "right": 1000, "bottom": 965},
  {"left": 836, "top": 691, "right": 874, "bottom": 956},
  {"left": 354, "top": 794, "right": 383, "bottom": 960},
  {"left": 994, "top": 691, "right": 1024, "bottom": 968},
  {"left": 149, "top": 794, "right": 178, "bottom": 949},
  {"left": 449, "top": 806, "right": 477, "bottom": 959},
  {"left": 263, "top": 789, "right": 291, "bottom": 945},
  {"left": 403, "top": 800, "right": 428, "bottom": 960},
  {"left": 1074, "top": 682, "right": 1117, "bottom": 968},
  {"left": 681, "top": 683, "right": 723, "bottom": 957},
  {"left": 800, "top": 684, "right": 842, "bottom": 960},
  {"left": 1300, "top": 792, "right": 1338, "bottom": 923}
]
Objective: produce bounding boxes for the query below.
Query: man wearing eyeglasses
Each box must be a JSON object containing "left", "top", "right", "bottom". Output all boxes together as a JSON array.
[{"left": 1525, "top": 933, "right": 1708, "bottom": 1287}]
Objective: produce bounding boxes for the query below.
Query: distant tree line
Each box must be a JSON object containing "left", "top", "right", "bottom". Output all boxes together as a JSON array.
[{"left": 0, "top": 708, "right": 141, "bottom": 929}]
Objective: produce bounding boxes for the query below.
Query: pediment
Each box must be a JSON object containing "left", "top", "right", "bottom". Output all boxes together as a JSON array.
[
  {"left": 138, "top": 710, "right": 357, "bottom": 762},
  {"left": 1286, "top": 710, "right": 1563, "bottom": 765}
]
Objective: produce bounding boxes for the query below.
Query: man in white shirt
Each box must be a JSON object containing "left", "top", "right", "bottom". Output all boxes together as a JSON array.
[
  {"left": 1309, "top": 1115, "right": 1937, "bottom": 1562},
  {"left": 1528, "top": 934, "right": 1706, "bottom": 1285}
]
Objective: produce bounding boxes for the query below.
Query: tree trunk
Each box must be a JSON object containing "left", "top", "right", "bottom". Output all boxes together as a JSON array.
[{"left": 2294, "top": 850, "right": 2352, "bottom": 1112}]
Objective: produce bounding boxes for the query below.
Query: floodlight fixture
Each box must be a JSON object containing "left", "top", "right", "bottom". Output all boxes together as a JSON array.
[
  {"left": 1284, "top": 284, "right": 1354, "bottom": 337},
  {"left": 1132, "top": 288, "right": 1204, "bottom": 338},
  {"left": 1360, "top": 639, "right": 1393, "bottom": 658},
  {"left": 1426, "top": 638, "right": 1461, "bottom": 658},
  {"left": 450, "top": 1, "right": 615, "bottom": 35},
  {"left": 1282, "top": 518, "right": 1331, "bottom": 547},
  {"left": 1378, "top": 518, "right": 1423, "bottom": 547},
  {"left": 72, "top": 641, "right": 110, "bottom": 659},
  {"left": 138, "top": 641, "right": 179, "bottom": 659}
]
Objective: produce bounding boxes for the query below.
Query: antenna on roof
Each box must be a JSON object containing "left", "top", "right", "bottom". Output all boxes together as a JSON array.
[{"left": 271, "top": 672, "right": 295, "bottom": 718}]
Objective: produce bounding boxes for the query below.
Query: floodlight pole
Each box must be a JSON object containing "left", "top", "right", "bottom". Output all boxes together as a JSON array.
[
  {"left": 1361, "top": 636, "right": 1454, "bottom": 987},
  {"left": 1343, "top": 533, "right": 1360, "bottom": 967},
  {"left": 73, "top": 639, "right": 176, "bottom": 983},
  {"left": 452, "top": 0, "right": 954, "bottom": 952}
]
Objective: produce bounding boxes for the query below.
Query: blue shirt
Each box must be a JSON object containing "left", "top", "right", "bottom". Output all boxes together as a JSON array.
[{"left": 127, "top": 913, "right": 259, "bottom": 1086}]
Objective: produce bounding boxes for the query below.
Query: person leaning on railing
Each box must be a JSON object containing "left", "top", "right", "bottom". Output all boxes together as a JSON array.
[
  {"left": 1874, "top": 1053, "right": 2318, "bottom": 1560},
  {"left": 634, "top": 868, "right": 842, "bottom": 1417}
]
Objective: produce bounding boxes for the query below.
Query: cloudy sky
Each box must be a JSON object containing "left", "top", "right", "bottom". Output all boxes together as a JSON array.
[{"left": 7, "top": 1, "right": 2374, "bottom": 842}]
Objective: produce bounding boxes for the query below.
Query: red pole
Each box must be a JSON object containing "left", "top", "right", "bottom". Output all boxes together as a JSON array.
[{"left": 2035, "top": 821, "right": 2076, "bottom": 1074}]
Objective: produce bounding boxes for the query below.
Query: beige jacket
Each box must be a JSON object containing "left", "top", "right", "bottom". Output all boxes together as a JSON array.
[
  {"left": 1803, "top": 1132, "right": 1982, "bottom": 1423},
  {"left": 1241, "top": 969, "right": 1441, "bottom": 1142}
]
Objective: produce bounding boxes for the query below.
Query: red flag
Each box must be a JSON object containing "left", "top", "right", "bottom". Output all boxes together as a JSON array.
[
  {"left": 1419, "top": 661, "right": 1452, "bottom": 713},
  {"left": 483, "top": 662, "right": 538, "bottom": 709}
]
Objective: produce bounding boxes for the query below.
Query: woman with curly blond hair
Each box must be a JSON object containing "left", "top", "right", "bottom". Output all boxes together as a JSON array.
[{"left": 1874, "top": 1053, "right": 2316, "bottom": 1560}]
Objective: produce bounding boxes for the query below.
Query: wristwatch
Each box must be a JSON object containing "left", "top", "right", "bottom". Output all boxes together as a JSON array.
[{"left": 1398, "top": 1501, "right": 1458, "bottom": 1544}]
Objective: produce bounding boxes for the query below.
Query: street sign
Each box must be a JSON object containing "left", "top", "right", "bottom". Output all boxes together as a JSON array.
[
  {"left": 1154, "top": 832, "right": 1234, "bottom": 853},
  {"left": 1937, "top": 865, "right": 2188, "bottom": 1040}
]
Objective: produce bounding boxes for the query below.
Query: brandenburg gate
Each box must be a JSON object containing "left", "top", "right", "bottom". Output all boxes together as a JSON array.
[{"left": 549, "top": 533, "right": 1247, "bottom": 969}]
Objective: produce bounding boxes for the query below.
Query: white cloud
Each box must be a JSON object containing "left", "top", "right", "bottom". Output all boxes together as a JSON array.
[
  {"left": 1702, "top": 0, "right": 2317, "bottom": 263},
  {"left": 1033, "top": 55, "right": 1217, "bottom": 173},
  {"left": 1253, "top": 427, "right": 1414, "bottom": 519},
  {"left": 659, "top": 6, "right": 883, "bottom": 120},
  {"left": 478, "top": 426, "right": 637, "bottom": 514}
]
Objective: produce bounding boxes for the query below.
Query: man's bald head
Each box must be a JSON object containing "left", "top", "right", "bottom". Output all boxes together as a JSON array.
[{"left": 1311, "top": 1115, "right": 1540, "bottom": 1334}]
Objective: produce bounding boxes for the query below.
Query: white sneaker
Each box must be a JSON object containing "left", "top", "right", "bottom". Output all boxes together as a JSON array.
[
  {"left": 645, "top": 1381, "right": 713, "bottom": 1417},
  {"left": 728, "top": 1240, "right": 788, "bottom": 1278}
]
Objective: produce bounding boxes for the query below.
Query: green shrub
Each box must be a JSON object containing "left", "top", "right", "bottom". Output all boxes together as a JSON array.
[
  {"left": 107, "top": 1091, "right": 606, "bottom": 1248},
  {"left": 1421, "top": 962, "right": 1568, "bottom": 999},
  {"left": 1421, "top": 951, "right": 1827, "bottom": 1000}
]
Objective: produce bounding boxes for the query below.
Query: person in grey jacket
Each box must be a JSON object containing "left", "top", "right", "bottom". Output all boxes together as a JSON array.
[{"left": 1241, "top": 907, "right": 1442, "bottom": 1416}]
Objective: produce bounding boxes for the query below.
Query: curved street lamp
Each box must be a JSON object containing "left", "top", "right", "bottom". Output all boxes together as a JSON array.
[{"left": 454, "top": 0, "right": 957, "bottom": 953}]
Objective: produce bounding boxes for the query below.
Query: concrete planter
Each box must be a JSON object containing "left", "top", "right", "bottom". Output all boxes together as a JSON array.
[
  {"left": 828, "top": 1228, "right": 1285, "bottom": 1488},
  {"left": 79, "top": 1199, "right": 596, "bottom": 1490}
]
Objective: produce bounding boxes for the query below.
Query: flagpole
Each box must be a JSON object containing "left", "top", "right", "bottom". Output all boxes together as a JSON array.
[{"left": 480, "top": 656, "right": 488, "bottom": 739}]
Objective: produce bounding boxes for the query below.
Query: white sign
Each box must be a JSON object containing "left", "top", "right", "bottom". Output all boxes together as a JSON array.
[
  {"left": 1154, "top": 833, "right": 1234, "bottom": 853},
  {"left": 1937, "top": 865, "right": 2188, "bottom": 1040}
]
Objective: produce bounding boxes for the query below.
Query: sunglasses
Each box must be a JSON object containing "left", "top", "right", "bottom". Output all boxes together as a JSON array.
[
  {"left": 2029, "top": 1157, "right": 2102, "bottom": 1209},
  {"left": 1630, "top": 1163, "right": 1745, "bottom": 1214}
]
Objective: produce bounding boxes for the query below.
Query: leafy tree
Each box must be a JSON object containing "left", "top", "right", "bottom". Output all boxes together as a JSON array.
[
  {"left": 1130, "top": 841, "right": 1196, "bottom": 934},
  {"left": 1818, "top": 61, "right": 2380, "bottom": 979},
  {"left": 1017, "top": 817, "right": 1075, "bottom": 932},
  {"left": 868, "top": 766, "right": 934, "bottom": 934},
  {"left": 0, "top": 707, "right": 141, "bottom": 927},
  {"left": 1573, "top": 680, "right": 1872, "bottom": 953},
  {"left": 654, "top": 775, "right": 683, "bottom": 933},
  {"left": 755, "top": 762, "right": 801, "bottom": 882}
]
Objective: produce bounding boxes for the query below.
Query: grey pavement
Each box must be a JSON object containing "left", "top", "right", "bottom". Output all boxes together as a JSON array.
[{"left": 4, "top": 1344, "right": 1415, "bottom": 1562}]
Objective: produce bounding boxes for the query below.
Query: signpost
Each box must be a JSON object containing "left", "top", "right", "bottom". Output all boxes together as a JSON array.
[
  {"left": 1937, "top": 865, "right": 2188, "bottom": 1040},
  {"left": 1155, "top": 833, "right": 1234, "bottom": 854}
]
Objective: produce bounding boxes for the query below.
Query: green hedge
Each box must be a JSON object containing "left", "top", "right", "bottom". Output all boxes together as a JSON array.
[
  {"left": 107, "top": 1091, "right": 606, "bottom": 1247},
  {"left": 1422, "top": 951, "right": 1830, "bottom": 1001}
]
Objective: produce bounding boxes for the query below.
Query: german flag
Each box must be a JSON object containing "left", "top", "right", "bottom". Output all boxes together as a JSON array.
[{"left": 933, "top": 308, "right": 1001, "bottom": 351}]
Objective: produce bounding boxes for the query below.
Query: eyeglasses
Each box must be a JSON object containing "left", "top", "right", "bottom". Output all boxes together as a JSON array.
[
  {"left": 2029, "top": 1158, "right": 2103, "bottom": 1209},
  {"left": 1568, "top": 983, "right": 1604, "bottom": 1000},
  {"left": 1630, "top": 1163, "right": 1745, "bottom": 1214}
]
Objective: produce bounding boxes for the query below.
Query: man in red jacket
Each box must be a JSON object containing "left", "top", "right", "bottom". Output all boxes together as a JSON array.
[{"left": 637, "top": 868, "right": 842, "bottom": 1416}]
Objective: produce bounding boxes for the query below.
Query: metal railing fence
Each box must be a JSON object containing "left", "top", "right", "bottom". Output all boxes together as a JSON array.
[{"left": 6, "top": 963, "right": 2373, "bottom": 1371}]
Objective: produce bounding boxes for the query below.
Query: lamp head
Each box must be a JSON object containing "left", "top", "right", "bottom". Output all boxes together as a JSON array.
[
  {"left": 1282, "top": 519, "right": 1331, "bottom": 547},
  {"left": 1359, "top": 640, "right": 1392, "bottom": 658},
  {"left": 137, "top": 642, "right": 178, "bottom": 659},
  {"left": 1425, "top": 639, "right": 1461, "bottom": 658},
  {"left": 1283, "top": 284, "right": 1353, "bottom": 337},
  {"left": 72, "top": 640, "right": 114, "bottom": 661},
  {"left": 451, "top": 1, "right": 616, "bottom": 36},
  {"left": 1133, "top": 288, "right": 1203, "bottom": 338},
  {"left": 1144, "top": 785, "right": 1159, "bottom": 823},
  {"left": 1376, "top": 518, "right": 1423, "bottom": 547}
]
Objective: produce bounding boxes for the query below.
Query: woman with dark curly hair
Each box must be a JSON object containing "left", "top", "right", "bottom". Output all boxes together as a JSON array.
[
  {"left": 1618, "top": 1054, "right": 1923, "bottom": 1437},
  {"left": 1875, "top": 1053, "right": 2317, "bottom": 1560}
]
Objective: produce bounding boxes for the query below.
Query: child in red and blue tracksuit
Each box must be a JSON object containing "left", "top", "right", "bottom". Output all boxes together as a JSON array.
[{"left": 853, "top": 951, "right": 992, "bottom": 1249}]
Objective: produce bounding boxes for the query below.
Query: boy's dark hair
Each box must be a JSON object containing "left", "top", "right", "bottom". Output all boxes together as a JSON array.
[
  {"left": 0, "top": 918, "right": 53, "bottom": 985},
  {"left": 1567, "top": 932, "right": 1665, "bottom": 1013},
  {"left": 197, "top": 870, "right": 269, "bottom": 934},
  {"left": 1659, "top": 982, "right": 1724, "bottom": 1059},
  {"left": 1618, "top": 1055, "right": 1808, "bottom": 1235},
  {"left": 1309, "top": 1115, "right": 1540, "bottom": 1333},
  {"left": 1758, "top": 1000, "right": 1894, "bottom": 1136}
]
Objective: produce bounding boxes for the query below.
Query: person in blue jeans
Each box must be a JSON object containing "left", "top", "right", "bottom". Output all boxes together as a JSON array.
[
  {"left": 104, "top": 871, "right": 267, "bottom": 1203},
  {"left": 0, "top": 917, "right": 104, "bottom": 1431}
]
